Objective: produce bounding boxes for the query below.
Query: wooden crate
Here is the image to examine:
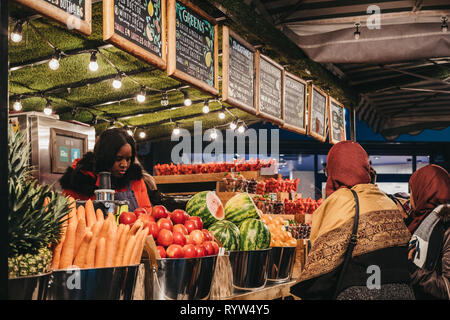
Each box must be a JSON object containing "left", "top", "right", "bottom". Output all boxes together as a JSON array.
[{"left": 292, "top": 239, "right": 309, "bottom": 280}]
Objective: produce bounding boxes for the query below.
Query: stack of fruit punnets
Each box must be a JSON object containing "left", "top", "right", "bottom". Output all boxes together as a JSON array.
[
  {"left": 284, "top": 197, "right": 323, "bottom": 215},
  {"left": 120, "top": 204, "right": 220, "bottom": 259},
  {"left": 51, "top": 199, "right": 148, "bottom": 270},
  {"left": 260, "top": 215, "right": 297, "bottom": 247}
]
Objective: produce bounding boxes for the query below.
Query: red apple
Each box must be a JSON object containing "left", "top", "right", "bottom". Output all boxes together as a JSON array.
[
  {"left": 157, "top": 217, "right": 173, "bottom": 232},
  {"left": 119, "top": 211, "right": 137, "bottom": 225},
  {"left": 172, "top": 231, "right": 186, "bottom": 246},
  {"left": 183, "top": 244, "right": 197, "bottom": 258},
  {"left": 156, "top": 246, "right": 166, "bottom": 259},
  {"left": 195, "top": 245, "right": 207, "bottom": 257},
  {"left": 166, "top": 244, "right": 184, "bottom": 258},
  {"left": 185, "top": 234, "right": 195, "bottom": 245},
  {"left": 203, "top": 241, "right": 215, "bottom": 256},
  {"left": 211, "top": 241, "right": 219, "bottom": 255},
  {"left": 173, "top": 224, "right": 188, "bottom": 235},
  {"left": 134, "top": 207, "right": 148, "bottom": 219},
  {"left": 171, "top": 209, "right": 188, "bottom": 224},
  {"left": 184, "top": 220, "right": 197, "bottom": 234},
  {"left": 189, "top": 216, "right": 203, "bottom": 230},
  {"left": 146, "top": 221, "right": 160, "bottom": 240},
  {"left": 152, "top": 205, "right": 168, "bottom": 220},
  {"left": 157, "top": 229, "right": 173, "bottom": 247},
  {"left": 202, "top": 229, "right": 212, "bottom": 242},
  {"left": 190, "top": 229, "right": 205, "bottom": 245}
]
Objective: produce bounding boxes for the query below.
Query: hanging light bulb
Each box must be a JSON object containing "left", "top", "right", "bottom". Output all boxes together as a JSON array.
[
  {"left": 173, "top": 125, "right": 181, "bottom": 136},
  {"left": 124, "top": 126, "right": 133, "bottom": 136},
  {"left": 161, "top": 91, "right": 169, "bottom": 106},
  {"left": 11, "top": 21, "right": 23, "bottom": 43},
  {"left": 43, "top": 100, "right": 53, "bottom": 115},
  {"left": 91, "top": 114, "right": 98, "bottom": 125},
  {"left": 229, "top": 122, "right": 237, "bottom": 130},
  {"left": 89, "top": 51, "right": 98, "bottom": 71},
  {"left": 112, "top": 73, "right": 122, "bottom": 89},
  {"left": 183, "top": 91, "right": 192, "bottom": 106},
  {"left": 237, "top": 123, "right": 246, "bottom": 134},
  {"left": 139, "top": 131, "right": 146, "bottom": 139},
  {"left": 13, "top": 99, "right": 22, "bottom": 111},
  {"left": 137, "top": 86, "right": 146, "bottom": 103},
  {"left": 354, "top": 23, "right": 361, "bottom": 40},
  {"left": 210, "top": 128, "right": 218, "bottom": 140},
  {"left": 442, "top": 17, "right": 448, "bottom": 32},
  {"left": 202, "top": 100, "right": 210, "bottom": 113},
  {"left": 48, "top": 51, "right": 61, "bottom": 70},
  {"left": 218, "top": 111, "right": 225, "bottom": 120}
]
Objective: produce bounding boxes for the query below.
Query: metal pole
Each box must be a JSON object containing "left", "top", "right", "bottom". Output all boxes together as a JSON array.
[
  {"left": 350, "top": 106, "right": 356, "bottom": 141},
  {"left": 0, "top": 0, "right": 9, "bottom": 299}
]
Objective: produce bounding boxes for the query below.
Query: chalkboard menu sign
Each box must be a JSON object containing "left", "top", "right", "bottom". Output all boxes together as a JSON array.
[
  {"left": 256, "top": 53, "right": 284, "bottom": 125},
  {"left": 282, "top": 72, "right": 307, "bottom": 134},
  {"left": 15, "top": 0, "right": 92, "bottom": 35},
  {"left": 328, "top": 97, "right": 346, "bottom": 144},
  {"left": 167, "top": 0, "right": 219, "bottom": 96},
  {"left": 307, "top": 84, "right": 328, "bottom": 142},
  {"left": 222, "top": 26, "right": 256, "bottom": 115},
  {"left": 103, "top": 0, "right": 166, "bottom": 70}
]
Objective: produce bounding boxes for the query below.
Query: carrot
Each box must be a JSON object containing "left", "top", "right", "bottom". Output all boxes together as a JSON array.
[
  {"left": 85, "top": 199, "right": 97, "bottom": 228},
  {"left": 73, "top": 230, "right": 93, "bottom": 269},
  {"left": 51, "top": 233, "right": 66, "bottom": 270},
  {"left": 113, "top": 224, "right": 126, "bottom": 266},
  {"left": 129, "top": 220, "right": 143, "bottom": 235},
  {"left": 77, "top": 205, "right": 86, "bottom": 224},
  {"left": 105, "top": 223, "right": 117, "bottom": 268},
  {"left": 132, "top": 228, "right": 148, "bottom": 265},
  {"left": 96, "top": 208, "right": 104, "bottom": 222},
  {"left": 95, "top": 237, "right": 106, "bottom": 268},
  {"left": 122, "top": 235, "right": 137, "bottom": 266},
  {"left": 43, "top": 196, "right": 50, "bottom": 212},
  {"left": 74, "top": 217, "right": 87, "bottom": 259},
  {"left": 116, "top": 225, "right": 131, "bottom": 266},
  {"left": 99, "top": 216, "right": 111, "bottom": 240},
  {"left": 85, "top": 221, "right": 103, "bottom": 269},
  {"left": 59, "top": 216, "right": 78, "bottom": 269}
]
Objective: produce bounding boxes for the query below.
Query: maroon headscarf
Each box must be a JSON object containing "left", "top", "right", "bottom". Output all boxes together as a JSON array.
[
  {"left": 407, "top": 164, "right": 450, "bottom": 233},
  {"left": 325, "top": 141, "right": 371, "bottom": 197}
]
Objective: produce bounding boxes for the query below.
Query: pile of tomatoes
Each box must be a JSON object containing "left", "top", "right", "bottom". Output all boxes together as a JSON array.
[{"left": 118, "top": 206, "right": 220, "bottom": 259}]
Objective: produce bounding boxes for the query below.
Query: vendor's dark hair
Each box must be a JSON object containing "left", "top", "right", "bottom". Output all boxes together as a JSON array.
[{"left": 94, "top": 128, "right": 136, "bottom": 173}]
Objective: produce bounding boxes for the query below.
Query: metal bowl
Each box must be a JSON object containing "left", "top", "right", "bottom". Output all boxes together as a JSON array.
[
  {"left": 228, "top": 248, "right": 271, "bottom": 290},
  {"left": 45, "top": 265, "right": 139, "bottom": 300},
  {"left": 8, "top": 272, "right": 52, "bottom": 300},
  {"left": 267, "top": 246, "right": 296, "bottom": 282},
  {"left": 141, "top": 255, "right": 218, "bottom": 300}
]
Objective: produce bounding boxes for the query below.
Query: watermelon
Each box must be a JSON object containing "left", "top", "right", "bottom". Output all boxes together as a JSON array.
[
  {"left": 239, "top": 218, "right": 271, "bottom": 251},
  {"left": 224, "top": 193, "right": 259, "bottom": 226},
  {"left": 185, "top": 191, "right": 224, "bottom": 228},
  {"left": 208, "top": 220, "right": 240, "bottom": 251}
]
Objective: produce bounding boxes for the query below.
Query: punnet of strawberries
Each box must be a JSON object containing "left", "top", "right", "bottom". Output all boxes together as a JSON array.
[{"left": 284, "top": 197, "right": 323, "bottom": 215}]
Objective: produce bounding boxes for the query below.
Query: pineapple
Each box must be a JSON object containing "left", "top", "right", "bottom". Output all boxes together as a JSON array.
[{"left": 8, "top": 124, "right": 71, "bottom": 278}]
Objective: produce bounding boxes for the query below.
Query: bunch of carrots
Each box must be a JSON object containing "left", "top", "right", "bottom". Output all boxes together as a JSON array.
[{"left": 51, "top": 198, "right": 148, "bottom": 270}]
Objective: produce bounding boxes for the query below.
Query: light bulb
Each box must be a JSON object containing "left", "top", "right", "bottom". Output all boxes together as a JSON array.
[
  {"left": 203, "top": 105, "right": 210, "bottom": 113},
  {"left": 139, "top": 131, "right": 146, "bottom": 139},
  {"left": 11, "top": 22, "right": 23, "bottom": 43},
  {"left": 173, "top": 127, "right": 180, "bottom": 135},
  {"left": 183, "top": 91, "right": 191, "bottom": 106},
  {"left": 230, "top": 122, "right": 237, "bottom": 130},
  {"left": 354, "top": 32, "right": 360, "bottom": 40},
  {"left": 127, "top": 129, "right": 133, "bottom": 136},
  {"left": 161, "top": 92, "right": 169, "bottom": 106},
  {"left": 218, "top": 111, "right": 225, "bottom": 120},
  {"left": 49, "top": 56, "right": 60, "bottom": 70},
  {"left": 137, "top": 87, "right": 146, "bottom": 103},
  {"left": 210, "top": 129, "right": 217, "bottom": 140},
  {"left": 89, "top": 51, "right": 98, "bottom": 71},
  {"left": 237, "top": 125, "right": 245, "bottom": 133},
  {"left": 442, "top": 17, "right": 448, "bottom": 32},
  {"left": 13, "top": 100, "right": 22, "bottom": 111},
  {"left": 44, "top": 102, "right": 52, "bottom": 115},
  {"left": 112, "top": 74, "right": 122, "bottom": 89}
]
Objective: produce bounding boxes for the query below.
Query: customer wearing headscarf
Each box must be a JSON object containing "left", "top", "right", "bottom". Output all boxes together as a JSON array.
[
  {"left": 290, "top": 141, "right": 413, "bottom": 300},
  {"left": 406, "top": 164, "right": 450, "bottom": 300}
]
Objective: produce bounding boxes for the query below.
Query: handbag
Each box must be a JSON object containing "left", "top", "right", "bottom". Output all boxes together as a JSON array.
[{"left": 333, "top": 189, "right": 360, "bottom": 299}]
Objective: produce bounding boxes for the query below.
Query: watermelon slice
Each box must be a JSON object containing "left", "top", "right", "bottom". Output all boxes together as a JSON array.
[{"left": 186, "top": 191, "right": 224, "bottom": 228}]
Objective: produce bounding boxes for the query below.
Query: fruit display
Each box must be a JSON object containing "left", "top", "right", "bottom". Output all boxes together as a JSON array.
[
  {"left": 238, "top": 218, "right": 271, "bottom": 250},
  {"left": 51, "top": 199, "right": 148, "bottom": 269},
  {"left": 254, "top": 196, "right": 285, "bottom": 215},
  {"left": 124, "top": 205, "right": 220, "bottom": 259},
  {"left": 260, "top": 215, "right": 297, "bottom": 247},
  {"left": 224, "top": 193, "right": 260, "bottom": 226},
  {"left": 8, "top": 124, "right": 72, "bottom": 278},
  {"left": 284, "top": 197, "right": 323, "bottom": 215},
  {"left": 208, "top": 220, "right": 241, "bottom": 251},
  {"left": 285, "top": 221, "right": 311, "bottom": 240},
  {"left": 262, "top": 178, "right": 300, "bottom": 194},
  {"left": 154, "top": 158, "right": 277, "bottom": 176},
  {"left": 185, "top": 191, "right": 224, "bottom": 228}
]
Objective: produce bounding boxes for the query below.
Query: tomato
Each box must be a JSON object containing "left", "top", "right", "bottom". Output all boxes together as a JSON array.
[
  {"left": 185, "top": 234, "right": 195, "bottom": 245},
  {"left": 172, "top": 231, "right": 186, "bottom": 246},
  {"left": 183, "top": 244, "right": 197, "bottom": 258},
  {"left": 194, "top": 245, "right": 207, "bottom": 257},
  {"left": 203, "top": 241, "right": 215, "bottom": 256},
  {"left": 156, "top": 246, "right": 166, "bottom": 259},
  {"left": 173, "top": 224, "right": 188, "bottom": 235},
  {"left": 119, "top": 212, "right": 137, "bottom": 225},
  {"left": 166, "top": 244, "right": 184, "bottom": 259},
  {"left": 211, "top": 241, "right": 219, "bottom": 255},
  {"left": 157, "top": 229, "right": 173, "bottom": 247},
  {"left": 146, "top": 221, "right": 160, "bottom": 240},
  {"left": 134, "top": 207, "right": 148, "bottom": 219},
  {"left": 201, "top": 229, "right": 212, "bottom": 242},
  {"left": 190, "top": 229, "right": 205, "bottom": 245},
  {"left": 138, "top": 214, "right": 155, "bottom": 232},
  {"left": 152, "top": 205, "right": 169, "bottom": 220},
  {"left": 171, "top": 209, "right": 188, "bottom": 225},
  {"left": 184, "top": 219, "right": 197, "bottom": 234},
  {"left": 189, "top": 216, "right": 203, "bottom": 230},
  {"left": 157, "top": 217, "right": 173, "bottom": 232}
]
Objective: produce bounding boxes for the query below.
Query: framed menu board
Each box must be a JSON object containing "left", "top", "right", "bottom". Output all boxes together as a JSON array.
[
  {"left": 256, "top": 53, "right": 284, "bottom": 125},
  {"left": 328, "top": 97, "right": 346, "bottom": 144},
  {"left": 15, "top": 0, "right": 92, "bottom": 36},
  {"left": 103, "top": 0, "right": 166, "bottom": 70},
  {"left": 307, "top": 84, "right": 328, "bottom": 142},
  {"left": 282, "top": 71, "right": 307, "bottom": 134},
  {"left": 222, "top": 26, "right": 256, "bottom": 115},
  {"left": 167, "top": 0, "right": 219, "bottom": 96}
]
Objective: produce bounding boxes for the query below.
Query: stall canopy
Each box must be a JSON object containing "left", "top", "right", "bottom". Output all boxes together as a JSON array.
[{"left": 244, "top": 0, "right": 450, "bottom": 140}]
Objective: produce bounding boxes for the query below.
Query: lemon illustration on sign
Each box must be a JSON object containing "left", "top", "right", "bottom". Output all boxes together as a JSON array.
[
  {"left": 148, "top": 1, "right": 154, "bottom": 17},
  {"left": 205, "top": 51, "right": 212, "bottom": 67}
]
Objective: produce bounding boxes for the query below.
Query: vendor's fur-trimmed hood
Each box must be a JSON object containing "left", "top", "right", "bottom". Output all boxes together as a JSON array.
[{"left": 436, "top": 204, "right": 450, "bottom": 223}]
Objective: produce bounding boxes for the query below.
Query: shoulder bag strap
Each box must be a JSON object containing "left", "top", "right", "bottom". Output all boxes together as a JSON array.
[{"left": 333, "top": 189, "right": 360, "bottom": 299}]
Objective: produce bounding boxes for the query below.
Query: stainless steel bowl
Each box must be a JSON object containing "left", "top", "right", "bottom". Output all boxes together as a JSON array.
[
  {"left": 141, "top": 255, "right": 218, "bottom": 300},
  {"left": 8, "top": 272, "right": 51, "bottom": 300},
  {"left": 228, "top": 248, "right": 271, "bottom": 290},
  {"left": 45, "top": 265, "right": 139, "bottom": 300},
  {"left": 267, "top": 246, "right": 296, "bottom": 282}
]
